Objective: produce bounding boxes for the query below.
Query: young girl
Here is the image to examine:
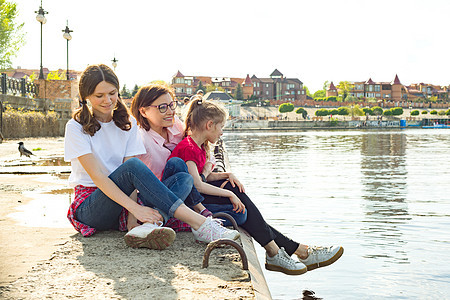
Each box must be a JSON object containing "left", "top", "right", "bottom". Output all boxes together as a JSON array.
[
  {"left": 64, "top": 64, "right": 239, "bottom": 250},
  {"left": 169, "top": 98, "right": 344, "bottom": 275}
]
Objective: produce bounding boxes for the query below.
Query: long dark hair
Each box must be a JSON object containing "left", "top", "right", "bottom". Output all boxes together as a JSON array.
[
  {"left": 184, "top": 97, "right": 227, "bottom": 159},
  {"left": 73, "top": 64, "right": 131, "bottom": 136},
  {"left": 131, "top": 84, "right": 176, "bottom": 131}
]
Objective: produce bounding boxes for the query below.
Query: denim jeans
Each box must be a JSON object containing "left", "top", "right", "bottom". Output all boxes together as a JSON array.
[
  {"left": 161, "top": 157, "right": 204, "bottom": 207},
  {"left": 75, "top": 157, "right": 191, "bottom": 231},
  {"left": 203, "top": 203, "right": 247, "bottom": 227}
]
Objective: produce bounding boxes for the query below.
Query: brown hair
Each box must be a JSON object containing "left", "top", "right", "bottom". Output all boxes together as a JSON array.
[
  {"left": 73, "top": 64, "right": 131, "bottom": 136},
  {"left": 184, "top": 97, "right": 227, "bottom": 159},
  {"left": 131, "top": 84, "right": 176, "bottom": 131}
]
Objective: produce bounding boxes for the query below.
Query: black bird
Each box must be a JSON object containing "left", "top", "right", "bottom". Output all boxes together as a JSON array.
[{"left": 18, "top": 142, "right": 34, "bottom": 157}]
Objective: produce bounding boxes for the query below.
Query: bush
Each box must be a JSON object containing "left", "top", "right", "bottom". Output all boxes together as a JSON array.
[
  {"left": 363, "top": 107, "right": 373, "bottom": 116},
  {"left": 438, "top": 110, "right": 446, "bottom": 116},
  {"left": 446, "top": 109, "right": 450, "bottom": 115},
  {"left": 411, "top": 110, "right": 420, "bottom": 116},
  {"left": 295, "top": 107, "right": 307, "bottom": 119},
  {"left": 337, "top": 107, "right": 350, "bottom": 115},
  {"left": 3, "top": 109, "right": 60, "bottom": 138},
  {"left": 315, "top": 108, "right": 330, "bottom": 116},
  {"left": 326, "top": 96, "right": 337, "bottom": 102},
  {"left": 372, "top": 106, "right": 383, "bottom": 115},
  {"left": 383, "top": 109, "right": 393, "bottom": 116},
  {"left": 330, "top": 109, "right": 339, "bottom": 115},
  {"left": 279, "top": 103, "right": 294, "bottom": 113},
  {"left": 391, "top": 107, "right": 404, "bottom": 116},
  {"left": 421, "top": 111, "right": 428, "bottom": 114},
  {"left": 430, "top": 110, "right": 438, "bottom": 115}
]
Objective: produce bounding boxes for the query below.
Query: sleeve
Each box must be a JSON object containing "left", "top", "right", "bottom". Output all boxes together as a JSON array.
[
  {"left": 64, "top": 119, "right": 92, "bottom": 161},
  {"left": 124, "top": 118, "right": 146, "bottom": 158},
  {"left": 173, "top": 142, "right": 203, "bottom": 168}
]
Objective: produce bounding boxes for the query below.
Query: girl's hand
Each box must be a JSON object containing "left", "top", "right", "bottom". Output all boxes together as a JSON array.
[
  {"left": 228, "top": 173, "right": 245, "bottom": 193},
  {"left": 130, "top": 205, "right": 163, "bottom": 224},
  {"left": 229, "top": 194, "right": 246, "bottom": 213}
]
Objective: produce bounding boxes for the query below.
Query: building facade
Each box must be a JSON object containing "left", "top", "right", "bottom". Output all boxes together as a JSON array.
[{"left": 171, "top": 69, "right": 306, "bottom": 102}]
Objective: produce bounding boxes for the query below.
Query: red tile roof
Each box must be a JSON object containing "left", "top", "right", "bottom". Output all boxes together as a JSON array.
[
  {"left": 328, "top": 81, "right": 337, "bottom": 90},
  {"left": 243, "top": 74, "right": 252, "bottom": 85},
  {"left": 391, "top": 74, "right": 401, "bottom": 85},
  {"left": 366, "top": 78, "right": 375, "bottom": 84},
  {"left": 174, "top": 70, "right": 184, "bottom": 77}
]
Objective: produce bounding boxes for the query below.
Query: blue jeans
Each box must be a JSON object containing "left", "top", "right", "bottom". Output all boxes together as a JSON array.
[
  {"left": 161, "top": 157, "right": 204, "bottom": 208},
  {"left": 203, "top": 203, "right": 247, "bottom": 227},
  {"left": 75, "top": 158, "right": 192, "bottom": 231}
]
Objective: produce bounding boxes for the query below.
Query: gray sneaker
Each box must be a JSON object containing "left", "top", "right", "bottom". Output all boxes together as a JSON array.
[
  {"left": 297, "top": 245, "right": 344, "bottom": 271},
  {"left": 192, "top": 217, "right": 240, "bottom": 243},
  {"left": 124, "top": 223, "right": 176, "bottom": 250},
  {"left": 265, "top": 247, "right": 307, "bottom": 275}
]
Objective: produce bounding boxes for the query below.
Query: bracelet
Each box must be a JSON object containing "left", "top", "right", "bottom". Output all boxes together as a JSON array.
[{"left": 200, "top": 174, "right": 207, "bottom": 182}]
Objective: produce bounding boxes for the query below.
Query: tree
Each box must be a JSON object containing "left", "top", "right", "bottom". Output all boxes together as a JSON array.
[
  {"left": 336, "top": 81, "right": 354, "bottom": 101},
  {"left": 372, "top": 106, "right": 383, "bottom": 116},
  {"left": 121, "top": 84, "right": 131, "bottom": 98},
  {"left": 206, "top": 84, "right": 224, "bottom": 93},
  {"left": 278, "top": 103, "right": 294, "bottom": 113},
  {"left": 430, "top": 110, "right": 438, "bottom": 115},
  {"left": 410, "top": 110, "right": 420, "bottom": 116},
  {"left": 421, "top": 110, "right": 428, "bottom": 114},
  {"left": 323, "top": 80, "right": 329, "bottom": 91},
  {"left": 337, "top": 107, "right": 350, "bottom": 116},
  {"left": 196, "top": 81, "right": 206, "bottom": 93},
  {"left": 313, "top": 90, "right": 326, "bottom": 98},
  {"left": 391, "top": 107, "right": 404, "bottom": 116},
  {"left": 303, "top": 85, "right": 312, "bottom": 97},
  {"left": 383, "top": 109, "right": 392, "bottom": 116},
  {"left": 363, "top": 107, "right": 373, "bottom": 116},
  {"left": 0, "top": 0, "right": 25, "bottom": 69},
  {"left": 131, "top": 84, "right": 140, "bottom": 97},
  {"left": 351, "top": 105, "right": 365, "bottom": 116},
  {"left": 234, "top": 84, "right": 243, "bottom": 100},
  {"left": 46, "top": 70, "right": 66, "bottom": 80},
  {"left": 295, "top": 107, "right": 307, "bottom": 119}
]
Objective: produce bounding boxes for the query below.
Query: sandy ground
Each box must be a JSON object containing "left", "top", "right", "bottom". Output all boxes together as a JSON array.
[{"left": 0, "top": 138, "right": 254, "bottom": 299}]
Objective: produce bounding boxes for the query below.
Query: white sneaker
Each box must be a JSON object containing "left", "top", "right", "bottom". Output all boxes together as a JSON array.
[
  {"left": 297, "top": 245, "right": 344, "bottom": 271},
  {"left": 265, "top": 247, "right": 307, "bottom": 275},
  {"left": 192, "top": 217, "right": 240, "bottom": 243},
  {"left": 124, "top": 223, "right": 176, "bottom": 250}
]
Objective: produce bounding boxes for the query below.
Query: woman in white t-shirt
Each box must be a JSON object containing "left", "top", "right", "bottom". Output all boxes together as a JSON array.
[{"left": 64, "top": 64, "right": 239, "bottom": 250}]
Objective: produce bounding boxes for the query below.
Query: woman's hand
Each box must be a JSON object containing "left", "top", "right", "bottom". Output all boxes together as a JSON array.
[
  {"left": 228, "top": 173, "right": 245, "bottom": 193},
  {"left": 229, "top": 193, "right": 246, "bottom": 213},
  {"left": 130, "top": 205, "right": 163, "bottom": 224}
]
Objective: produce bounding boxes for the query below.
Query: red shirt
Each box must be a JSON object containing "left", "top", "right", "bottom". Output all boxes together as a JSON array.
[{"left": 168, "top": 136, "right": 206, "bottom": 174}]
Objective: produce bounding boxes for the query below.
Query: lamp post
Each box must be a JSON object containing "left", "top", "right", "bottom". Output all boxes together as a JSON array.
[
  {"left": 35, "top": 0, "right": 48, "bottom": 80},
  {"left": 112, "top": 57, "right": 118, "bottom": 71},
  {"left": 62, "top": 21, "right": 73, "bottom": 80}
]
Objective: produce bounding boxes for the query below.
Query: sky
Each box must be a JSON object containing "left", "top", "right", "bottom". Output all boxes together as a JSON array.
[{"left": 10, "top": 0, "right": 450, "bottom": 93}]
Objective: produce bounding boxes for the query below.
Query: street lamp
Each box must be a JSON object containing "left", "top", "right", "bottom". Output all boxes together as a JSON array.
[
  {"left": 112, "top": 56, "right": 118, "bottom": 71},
  {"left": 35, "top": 0, "right": 48, "bottom": 80},
  {"left": 62, "top": 21, "right": 73, "bottom": 80}
]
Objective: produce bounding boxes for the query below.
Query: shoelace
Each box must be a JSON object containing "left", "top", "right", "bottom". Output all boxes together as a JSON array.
[{"left": 209, "top": 218, "right": 227, "bottom": 241}]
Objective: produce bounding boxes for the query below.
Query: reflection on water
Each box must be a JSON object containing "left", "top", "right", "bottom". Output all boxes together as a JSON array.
[
  {"left": 360, "top": 133, "right": 410, "bottom": 265},
  {"left": 224, "top": 129, "right": 450, "bottom": 299}
]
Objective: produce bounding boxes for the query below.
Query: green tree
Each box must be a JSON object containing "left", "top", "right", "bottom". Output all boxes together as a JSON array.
[
  {"left": 336, "top": 81, "right": 354, "bottom": 101},
  {"left": 323, "top": 80, "right": 329, "bottom": 91},
  {"left": 313, "top": 90, "right": 326, "bottom": 98},
  {"left": 121, "top": 84, "right": 131, "bottom": 98},
  {"left": 351, "top": 105, "right": 365, "bottom": 116},
  {"left": 372, "top": 106, "right": 383, "bottom": 116},
  {"left": 315, "top": 108, "right": 330, "bottom": 116},
  {"left": 206, "top": 84, "right": 225, "bottom": 93},
  {"left": 295, "top": 107, "right": 307, "bottom": 119},
  {"left": 337, "top": 107, "right": 350, "bottom": 116},
  {"left": 196, "top": 81, "right": 206, "bottom": 93},
  {"left": 0, "top": 0, "right": 25, "bottom": 69},
  {"left": 410, "top": 110, "right": 420, "bottom": 116},
  {"left": 279, "top": 103, "right": 294, "bottom": 113},
  {"left": 235, "top": 84, "right": 243, "bottom": 100},
  {"left": 303, "top": 85, "right": 312, "bottom": 97},
  {"left": 383, "top": 109, "right": 392, "bottom": 116},
  {"left": 131, "top": 84, "right": 140, "bottom": 97},
  {"left": 391, "top": 107, "right": 404, "bottom": 116},
  {"left": 363, "top": 107, "right": 373, "bottom": 116}
]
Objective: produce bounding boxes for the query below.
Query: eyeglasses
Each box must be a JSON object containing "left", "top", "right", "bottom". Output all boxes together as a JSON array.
[{"left": 148, "top": 101, "right": 178, "bottom": 113}]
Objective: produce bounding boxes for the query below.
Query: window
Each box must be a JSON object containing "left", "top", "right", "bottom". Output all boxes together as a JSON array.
[
  {"left": 175, "top": 78, "right": 184, "bottom": 84},
  {"left": 185, "top": 80, "right": 191, "bottom": 85},
  {"left": 253, "top": 83, "right": 257, "bottom": 87},
  {"left": 176, "top": 87, "right": 183, "bottom": 93},
  {"left": 382, "top": 85, "right": 391, "bottom": 90},
  {"left": 368, "top": 85, "right": 373, "bottom": 92},
  {"left": 186, "top": 88, "right": 192, "bottom": 94},
  {"left": 375, "top": 85, "right": 380, "bottom": 92},
  {"left": 266, "top": 84, "right": 269, "bottom": 88},
  {"left": 376, "top": 93, "right": 381, "bottom": 97},
  {"left": 257, "top": 83, "right": 260, "bottom": 87},
  {"left": 266, "top": 91, "right": 269, "bottom": 95},
  {"left": 298, "top": 91, "right": 301, "bottom": 94}
]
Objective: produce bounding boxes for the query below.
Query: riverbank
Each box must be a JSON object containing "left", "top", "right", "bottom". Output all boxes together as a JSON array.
[{"left": 0, "top": 138, "right": 254, "bottom": 299}]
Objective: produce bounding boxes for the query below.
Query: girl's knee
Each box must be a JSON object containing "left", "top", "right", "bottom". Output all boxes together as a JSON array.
[
  {"left": 174, "top": 172, "right": 193, "bottom": 186},
  {"left": 166, "top": 157, "right": 188, "bottom": 172}
]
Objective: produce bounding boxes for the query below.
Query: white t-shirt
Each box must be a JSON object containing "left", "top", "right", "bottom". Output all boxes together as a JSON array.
[{"left": 64, "top": 117, "right": 146, "bottom": 187}]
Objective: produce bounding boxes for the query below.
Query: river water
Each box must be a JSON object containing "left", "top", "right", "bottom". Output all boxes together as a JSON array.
[{"left": 223, "top": 129, "right": 450, "bottom": 300}]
